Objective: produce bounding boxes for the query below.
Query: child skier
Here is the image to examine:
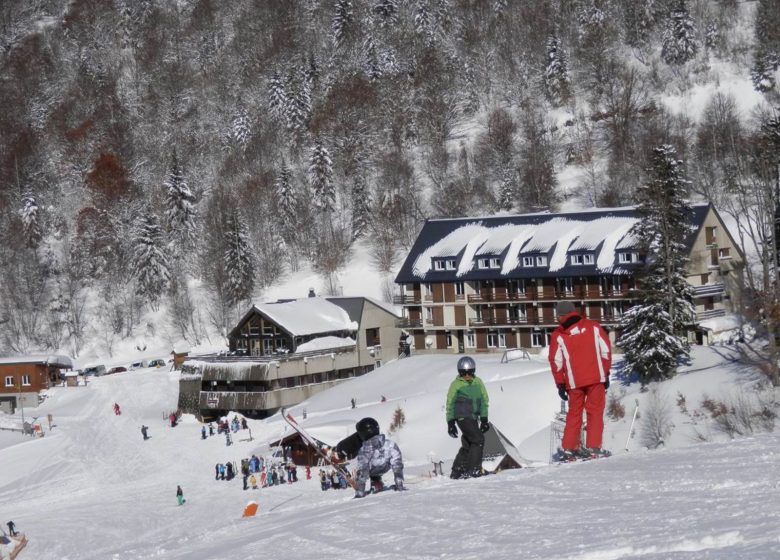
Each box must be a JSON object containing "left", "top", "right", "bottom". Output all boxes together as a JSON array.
[
  {"left": 352, "top": 417, "right": 404, "bottom": 498},
  {"left": 176, "top": 485, "right": 185, "bottom": 506}
]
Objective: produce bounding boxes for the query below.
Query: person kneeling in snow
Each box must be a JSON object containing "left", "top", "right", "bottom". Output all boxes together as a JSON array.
[{"left": 353, "top": 417, "right": 404, "bottom": 498}]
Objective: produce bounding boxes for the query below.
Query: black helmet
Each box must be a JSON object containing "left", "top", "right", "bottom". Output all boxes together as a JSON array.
[
  {"left": 457, "top": 356, "right": 476, "bottom": 376},
  {"left": 355, "top": 417, "right": 380, "bottom": 441}
]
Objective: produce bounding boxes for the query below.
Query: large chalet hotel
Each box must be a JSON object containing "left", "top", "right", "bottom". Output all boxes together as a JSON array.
[{"left": 393, "top": 203, "right": 743, "bottom": 353}]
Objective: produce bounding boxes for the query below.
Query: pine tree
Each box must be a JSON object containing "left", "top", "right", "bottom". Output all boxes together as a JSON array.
[
  {"left": 285, "top": 69, "right": 311, "bottom": 134},
  {"left": 544, "top": 34, "right": 571, "bottom": 106},
  {"left": 661, "top": 0, "right": 699, "bottom": 66},
  {"left": 373, "top": 0, "right": 398, "bottom": 27},
  {"left": 332, "top": 0, "right": 354, "bottom": 48},
  {"left": 617, "top": 145, "right": 694, "bottom": 384},
  {"left": 224, "top": 209, "right": 255, "bottom": 307},
  {"left": 351, "top": 173, "right": 371, "bottom": 241},
  {"left": 362, "top": 36, "right": 382, "bottom": 82},
  {"left": 20, "top": 192, "right": 42, "bottom": 248},
  {"left": 231, "top": 107, "right": 251, "bottom": 150},
  {"left": 622, "top": 1, "right": 655, "bottom": 49},
  {"left": 275, "top": 162, "right": 298, "bottom": 244},
  {"left": 133, "top": 214, "right": 170, "bottom": 308},
  {"left": 309, "top": 140, "right": 335, "bottom": 212},
  {"left": 268, "top": 70, "right": 288, "bottom": 120},
  {"left": 163, "top": 151, "right": 197, "bottom": 249},
  {"left": 751, "top": 51, "right": 778, "bottom": 93},
  {"left": 497, "top": 168, "right": 516, "bottom": 212}
]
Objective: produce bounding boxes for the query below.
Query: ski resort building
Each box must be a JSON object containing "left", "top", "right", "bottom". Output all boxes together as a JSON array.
[
  {"left": 393, "top": 203, "right": 744, "bottom": 354},
  {"left": 0, "top": 355, "right": 74, "bottom": 414},
  {"left": 178, "top": 296, "right": 401, "bottom": 419}
]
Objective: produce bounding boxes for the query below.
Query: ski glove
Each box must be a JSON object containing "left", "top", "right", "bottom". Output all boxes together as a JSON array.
[
  {"left": 394, "top": 477, "right": 404, "bottom": 491},
  {"left": 447, "top": 420, "right": 458, "bottom": 438},
  {"left": 354, "top": 489, "right": 366, "bottom": 499},
  {"left": 603, "top": 378, "right": 610, "bottom": 390},
  {"left": 480, "top": 417, "right": 490, "bottom": 433},
  {"left": 557, "top": 384, "right": 568, "bottom": 401}
]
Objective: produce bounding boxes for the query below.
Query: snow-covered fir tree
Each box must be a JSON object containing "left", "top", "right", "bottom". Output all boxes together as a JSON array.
[
  {"left": 133, "top": 214, "right": 171, "bottom": 309},
  {"left": 751, "top": 52, "right": 778, "bottom": 93},
  {"left": 223, "top": 209, "right": 255, "bottom": 307},
  {"left": 622, "top": 0, "right": 655, "bottom": 49},
  {"left": 163, "top": 151, "right": 197, "bottom": 250},
  {"left": 362, "top": 36, "right": 382, "bottom": 82},
  {"left": 268, "top": 70, "right": 288, "bottom": 120},
  {"left": 332, "top": 0, "right": 354, "bottom": 48},
  {"left": 274, "top": 162, "right": 297, "bottom": 244},
  {"left": 751, "top": 0, "right": 780, "bottom": 94},
  {"left": 617, "top": 144, "right": 694, "bottom": 384},
  {"left": 350, "top": 173, "right": 371, "bottom": 241},
  {"left": 661, "top": 0, "right": 698, "bottom": 66},
  {"left": 373, "top": 0, "right": 398, "bottom": 28},
  {"left": 285, "top": 68, "right": 312, "bottom": 135},
  {"left": 20, "top": 192, "right": 42, "bottom": 248},
  {"left": 497, "top": 168, "right": 516, "bottom": 212},
  {"left": 309, "top": 139, "right": 335, "bottom": 212},
  {"left": 544, "top": 34, "right": 571, "bottom": 106},
  {"left": 231, "top": 107, "right": 251, "bottom": 150}
]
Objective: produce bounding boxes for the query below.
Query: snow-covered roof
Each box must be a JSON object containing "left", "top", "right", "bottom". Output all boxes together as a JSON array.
[
  {"left": 397, "top": 204, "right": 709, "bottom": 282},
  {"left": 244, "top": 297, "right": 357, "bottom": 337},
  {"left": 296, "top": 336, "right": 356, "bottom": 353},
  {"left": 0, "top": 354, "right": 74, "bottom": 368}
]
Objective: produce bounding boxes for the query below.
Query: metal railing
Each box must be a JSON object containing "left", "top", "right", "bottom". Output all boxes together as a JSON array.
[{"left": 693, "top": 283, "right": 725, "bottom": 297}]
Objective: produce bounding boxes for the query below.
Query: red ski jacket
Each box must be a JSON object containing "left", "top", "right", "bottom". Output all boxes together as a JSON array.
[{"left": 548, "top": 312, "right": 612, "bottom": 389}]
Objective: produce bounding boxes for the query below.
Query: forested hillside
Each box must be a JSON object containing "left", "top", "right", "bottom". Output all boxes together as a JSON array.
[{"left": 0, "top": 0, "right": 778, "bottom": 358}]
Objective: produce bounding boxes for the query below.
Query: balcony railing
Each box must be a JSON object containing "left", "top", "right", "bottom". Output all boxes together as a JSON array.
[
  {"left": 395, "top": 318, "right": 422, "bottom": 328},
  {"left": 696, "top": 309, "right": 726, "bottom": 321},
  {"left": 693, "top": 283, "right": 725, "bottom": 297},
  {"left": 468, "top": 316, "right": 538, "bottom": 327},
  {"left": 393, "top": 294, "right": 421, "bottom": 305}
]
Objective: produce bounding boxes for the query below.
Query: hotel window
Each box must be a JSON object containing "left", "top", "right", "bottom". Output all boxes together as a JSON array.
[
  {"left": 522, "top": 256, "right": 534, "bottom": 267},
  {"left": 618, "top": 252, "right": 638, "bottom": 264},
  {"left": 425, "top": 307, "right": 433, "bottom": 321},
  {"left": 423, "top": 283, "right": 433, "bottom": 296},
  {"left": 4, "top": 376, "right": 13, "bottom": 387},
  {"left": 478, "top": 258, "right": 491, "bottom": 269},
  {"left": 488, "top": 331, "right": 506, "bottom": 348},
  {"left": 571, "top": 254, "right": 584, "bottom": 265},
  {"left": 446, "top": 259, "right": 456, "bottom": 270},
  {"left": 718, "top": 248, "right": 730, "bottom": 259},
  {"left": 446, "top": 332, "right": 453, "bottom": 348},
  {"left": 531, "top": 331, "right": 546, "bottom": 348},
  {"left": 21, "top": 375, "right": 30, "bottom": 386},
  {"left": 515, "top": 304, "right": 527, "bottom": 319},
  {"left": 612, "top": 277, "right": 622, "bottom": 293},
  {"left": 455, "top": 282, "right": 465, "bottom": 296},
  {"left": 490, "top": 257, "right": 501, "bottom": 268},
  {"left": 583, "top": 254, "right": 594, "bottom": 265},
  {"left": 466, "top": 332, "right": 476, "bottom": 348},
  {"left": 563, "top": 277, "right": 574, "bottom": 294},
  {"left": 535, "top": 255, "right": 548, "bottom": 267},
  {"left": 510, "top": 279, "right": 526, "bottom": 294},
  {"left": 434, "top": 260, "right": 445, "bottom": 271}
]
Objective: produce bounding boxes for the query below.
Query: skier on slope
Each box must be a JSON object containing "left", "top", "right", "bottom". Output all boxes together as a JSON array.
[
  {"left": 548, "top": 301, "right": 612, "bottom": 461},
  {"left": 353, "top": 417, "right": 404, "bottom": 498},
  {"left": 446, "top": 356, "right": 490, "bottom": 479},
  {"left": 176, "top": 485, "right": 185, "bottom": 506}
]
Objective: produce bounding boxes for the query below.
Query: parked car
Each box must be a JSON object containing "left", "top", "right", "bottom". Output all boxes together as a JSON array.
[
  {"left": 107, "top": 366, "right": 127, "bottom": 374},
  {"left": 82, "top": 365, "right": 106, "bottom": 377},
  {"left": 148, "top": 359, "right": 166, "bottom": 368},
  {"left": 129, "top": 361, "right": 147, "bottom": 370}
]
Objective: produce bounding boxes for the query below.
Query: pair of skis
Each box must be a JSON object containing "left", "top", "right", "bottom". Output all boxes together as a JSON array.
[{"left": 281, "top": 409, "right": 358, "bottom": 490}]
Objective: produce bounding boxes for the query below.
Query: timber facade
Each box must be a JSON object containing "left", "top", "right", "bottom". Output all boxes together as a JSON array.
[{"left": 0, "top": 355, "right": 74, "bottom": 414}]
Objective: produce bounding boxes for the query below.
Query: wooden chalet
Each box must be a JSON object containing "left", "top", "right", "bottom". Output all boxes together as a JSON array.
[{"left": 0, "top": 355, "right": 74, "bottom": 414}]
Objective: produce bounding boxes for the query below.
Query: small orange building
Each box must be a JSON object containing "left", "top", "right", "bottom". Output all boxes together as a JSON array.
[{"left": 0, "top": 355, "right": 74, "bottom": 414}]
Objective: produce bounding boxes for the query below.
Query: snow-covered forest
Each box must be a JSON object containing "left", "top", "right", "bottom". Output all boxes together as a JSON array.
[{"left": 0, "top": 0, "right": 779, "bottom": 359}]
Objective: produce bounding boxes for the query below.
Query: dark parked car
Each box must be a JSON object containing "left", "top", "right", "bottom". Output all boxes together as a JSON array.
[{"left": 107, "top": 366, "right": 127, "bottom": 374}]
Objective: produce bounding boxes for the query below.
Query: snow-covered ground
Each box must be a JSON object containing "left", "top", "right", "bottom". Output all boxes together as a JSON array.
[{"left": 1, "top": 343, "right": 778, "bottom": 559}]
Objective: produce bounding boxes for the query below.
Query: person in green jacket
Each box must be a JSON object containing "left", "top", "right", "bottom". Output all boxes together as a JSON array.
[{"left": 445, "top": 356, "right": 490, "bottom": 479}]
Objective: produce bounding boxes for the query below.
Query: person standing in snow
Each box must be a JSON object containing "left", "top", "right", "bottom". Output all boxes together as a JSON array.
[
  {"left": 6, "top": 520, "right": 17, "bottom": 536},
  {"left": 548, "top": 301, "right": 612, "bottom": 461},
  {"left": 141, "top": 425, "right": 149, "bottom": 440},
  {"left": 446, "top": 356, "right": 490, "bottom": 479},
  {"left": 176, "top": 485, "right": 185, "bottom": 506},
  {"left": 353, "top": 417, "right": 404, "bottom": 498},
  {"left": 250, "top": 474, "right": 257, "bottom": 490},
  {"left": 201, "top": 426, "right": 207, "bottom": 439}
]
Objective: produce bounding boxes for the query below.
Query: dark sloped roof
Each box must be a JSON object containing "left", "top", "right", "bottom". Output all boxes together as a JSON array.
[{"left": 395, "top": 204, "right": 710, "bottom": 283}]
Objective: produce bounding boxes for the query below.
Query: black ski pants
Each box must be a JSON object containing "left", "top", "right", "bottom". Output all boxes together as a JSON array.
[{"left": 452, "top": 417, "right": 484, "bottom": 475}]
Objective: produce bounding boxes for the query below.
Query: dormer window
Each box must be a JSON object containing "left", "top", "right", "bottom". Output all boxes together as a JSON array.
[
  {"left": 535, "top": 255, "right": 548, "bottom": 267},
  {"left": 618, "top": 252, "right": 639, "bottom": 264},
  {"left": 433, "top": 258, "right": 457, "bottom": 271},
  {"left": 477, "top": 257, "right": 501, "bottom": 269},
  {"left": 522, "top": 256, "right": 534, "bottom": 267},
  {"left": 571, "top": 254, "right": 595, "bottom": 265}
]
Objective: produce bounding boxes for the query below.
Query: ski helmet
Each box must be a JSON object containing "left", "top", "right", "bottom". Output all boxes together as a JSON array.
[
  {"left": 355, "top": 417, "right": 380, "bottom": 441},
  {"left": 457, "top": 356, "right": 476, "bottom": 376}
]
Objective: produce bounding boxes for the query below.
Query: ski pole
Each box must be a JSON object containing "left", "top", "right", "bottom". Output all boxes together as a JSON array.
[{"left": 625, "top": 399, "right": 639, "bottom": 452}]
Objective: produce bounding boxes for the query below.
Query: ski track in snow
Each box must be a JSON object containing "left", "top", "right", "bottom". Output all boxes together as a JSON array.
[{"left": 2, "top": 351, "right": 780, "bottom": 559}]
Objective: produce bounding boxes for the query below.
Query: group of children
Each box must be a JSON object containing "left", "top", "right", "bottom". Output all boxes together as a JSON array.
[{"left": 318, "top": 468, "right": 350, "bottom": 490}]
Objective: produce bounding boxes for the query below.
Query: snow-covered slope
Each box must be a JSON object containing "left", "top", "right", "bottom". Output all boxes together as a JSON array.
[{"left": 1, "top": 345, "right": 778, "bottom": 559}]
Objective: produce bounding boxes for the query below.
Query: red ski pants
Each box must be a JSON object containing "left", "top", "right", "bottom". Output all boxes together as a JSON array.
[{"left": 562, "top": 382, "right": 606, "bottom": 450}]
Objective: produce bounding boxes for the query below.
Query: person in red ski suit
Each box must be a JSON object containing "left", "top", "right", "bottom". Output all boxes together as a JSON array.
[{"left": 548, "top": 301, "right": 612, "bottom": 459}]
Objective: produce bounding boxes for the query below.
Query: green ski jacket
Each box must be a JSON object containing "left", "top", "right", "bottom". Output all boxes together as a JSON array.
[{"left": 445, "top": 375, "right": 489, "bottom": 421}]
